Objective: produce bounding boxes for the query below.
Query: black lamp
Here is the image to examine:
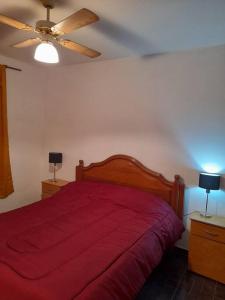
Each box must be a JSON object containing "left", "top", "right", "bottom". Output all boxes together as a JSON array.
[
  {"left": 49, "top": 152, "right": 62, "bottom": 182},
  {"left": 199, "top": 172, "right": 220, "bottom": 217}
]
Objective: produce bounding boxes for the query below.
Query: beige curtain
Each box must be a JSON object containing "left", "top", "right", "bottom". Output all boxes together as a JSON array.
[{"left": 0, "top": 65, "right": 14, "bottom": 198}]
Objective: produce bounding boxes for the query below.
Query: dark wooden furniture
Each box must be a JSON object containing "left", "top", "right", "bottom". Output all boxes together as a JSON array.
[
  {"left": 76, "top": 154, "right": 184, "bottom": 219},
  {"left": 42, "top": 179, "right": 70, "bottom": 199},
  {"left": 189, "top": 212, "right": 225, "bottom": 284}
]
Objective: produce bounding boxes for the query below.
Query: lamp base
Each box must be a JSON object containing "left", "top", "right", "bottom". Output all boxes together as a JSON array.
[
  {"left": 49, "top": 178, "right": 57, "bottom": 183},
  {"left": 200, "top": 212, "right": 212, "bottom": 218}
]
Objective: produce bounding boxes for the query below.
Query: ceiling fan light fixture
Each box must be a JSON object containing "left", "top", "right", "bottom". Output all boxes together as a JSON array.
[{"left": 34, "top": 41, "right": 59, "bottom": 64}]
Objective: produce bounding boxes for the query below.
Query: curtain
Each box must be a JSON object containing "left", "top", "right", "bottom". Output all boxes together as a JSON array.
[{"left": 0, "top": 65, "right": 14, "bottom": 198}]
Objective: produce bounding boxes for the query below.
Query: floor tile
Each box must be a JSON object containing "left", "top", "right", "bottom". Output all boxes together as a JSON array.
[
  {"left": 215, "top": 283, "right": 225, "bottom": 299},
  {"left": 136, "top": 248, "right": 225, "bottom": 300}
]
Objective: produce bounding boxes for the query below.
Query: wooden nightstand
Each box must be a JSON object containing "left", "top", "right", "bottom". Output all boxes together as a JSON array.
[
  {"left": 188, "top": 212, "right": 225, "bottom": 284},
  {"left": 41, "top": 179, "right": 70, "bottom": 199}
]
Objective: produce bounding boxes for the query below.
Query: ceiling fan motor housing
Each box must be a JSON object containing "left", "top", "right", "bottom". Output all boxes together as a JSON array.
[{"left": 35, "top": 20, "right": 56, "bottom": 34}]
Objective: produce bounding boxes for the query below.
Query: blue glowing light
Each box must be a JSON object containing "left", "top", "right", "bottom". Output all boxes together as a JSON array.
[{"left": 202, "top": 163, "right": 221, "bottom": 174}]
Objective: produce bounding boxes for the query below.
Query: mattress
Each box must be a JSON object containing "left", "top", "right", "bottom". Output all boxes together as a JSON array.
[{"left": 0, "top": 180, "right": 184, "bottom": 300}]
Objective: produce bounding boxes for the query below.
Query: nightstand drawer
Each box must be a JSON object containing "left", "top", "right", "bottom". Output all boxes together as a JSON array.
[
  {"left": 189, "top": 234, "right": 225, "bottom": 284},
  {"left": 41, "top": 179, "right": 70, "bottom": 200},
  {"left": 191, "top": 220, "right": 225, "bottom": 244},
  {"left": 42, "top": 182, "right": 61, "bottom": 193}
]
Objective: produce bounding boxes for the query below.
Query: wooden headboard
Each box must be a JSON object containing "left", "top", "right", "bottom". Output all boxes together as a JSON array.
[{"left": 76, "top": 155, "right": 185, "bottom": 220}]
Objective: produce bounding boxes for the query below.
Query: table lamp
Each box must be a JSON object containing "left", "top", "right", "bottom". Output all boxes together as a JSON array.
[
  {"left": 199, "top": 172, "right": 220, "bottom": 217},
  {"left": 49, "top": 152, "right": 62, "bottom": 182}
]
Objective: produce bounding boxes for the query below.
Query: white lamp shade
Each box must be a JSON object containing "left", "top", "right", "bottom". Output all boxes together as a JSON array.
[{"left": 34, "top": 42, "right": 59, "bottom": 64}]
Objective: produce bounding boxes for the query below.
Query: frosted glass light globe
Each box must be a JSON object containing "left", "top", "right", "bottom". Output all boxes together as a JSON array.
[{"left": 34, "top": 42, "right": 59, "bottom": 64}]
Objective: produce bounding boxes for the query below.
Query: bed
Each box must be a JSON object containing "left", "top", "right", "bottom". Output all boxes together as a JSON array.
[{"left": 0, "top": 154, "right": 185, "bottom": 300}]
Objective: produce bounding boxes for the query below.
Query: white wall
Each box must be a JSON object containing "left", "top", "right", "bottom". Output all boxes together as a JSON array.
[
  {"left": 44, "top": 45, "right": 225, "bottom": 249},
  {"left": 0, "top": 55, "right": 46, "bottom": 212},
  {"left": 1, "top": 45, "right": 225, "bottom": 249}
]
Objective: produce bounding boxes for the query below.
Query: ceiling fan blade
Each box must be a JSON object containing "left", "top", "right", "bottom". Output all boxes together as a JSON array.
[
  {"left": 0, "top": 14, "right": 33, "bottom": 31},
  {"left": 12, "top": 38, "right": 41, "bottom": 48},
  {"left": 51, "top": 8, "right": 99, "bottom": 35},
  {"left": 58, "top": 39, "right": 101, "bottom": 58}
]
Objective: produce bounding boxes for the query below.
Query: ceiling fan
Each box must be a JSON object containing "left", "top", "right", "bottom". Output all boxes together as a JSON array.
[{"left": 0, "top": 0, "right": 101, "bottom": 63}]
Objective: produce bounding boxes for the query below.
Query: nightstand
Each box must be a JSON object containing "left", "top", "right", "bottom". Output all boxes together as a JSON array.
[
  {"left": 188, "top": 212, "right": 225, "bottom": 284},
  {"left": 41, "top": 179, "right": 70, "bottom": 199}
]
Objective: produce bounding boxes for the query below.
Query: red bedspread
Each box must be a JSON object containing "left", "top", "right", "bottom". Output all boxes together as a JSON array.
[{"left": 0, "top": 181, "right": 184, "bottom": 300}]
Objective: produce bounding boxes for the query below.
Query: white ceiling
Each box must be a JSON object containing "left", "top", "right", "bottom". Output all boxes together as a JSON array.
[{"left": 0, "top": 0, "right": 225, "bottom": 66}]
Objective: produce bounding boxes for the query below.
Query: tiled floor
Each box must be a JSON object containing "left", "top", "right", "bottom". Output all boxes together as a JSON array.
[{"left": 136, "top": 248, "right": 225, "bottom": 300}]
